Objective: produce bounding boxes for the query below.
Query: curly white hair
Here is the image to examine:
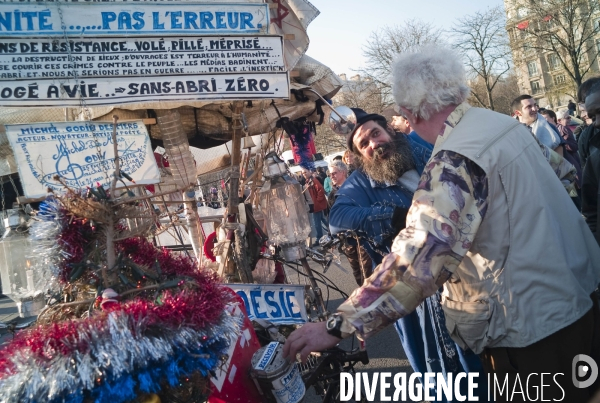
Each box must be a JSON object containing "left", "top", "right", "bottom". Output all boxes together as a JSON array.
[
  {"left": 391, "top": 45, "right": 470, "bottom": 120},
  {"left": 329, "top": 160, "right": 348, "bottom": 173}
]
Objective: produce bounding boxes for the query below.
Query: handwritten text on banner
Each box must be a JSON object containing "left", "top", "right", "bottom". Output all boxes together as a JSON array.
[
  {"left": 5, "top": 121, "right": 160, "bottom": 198},
  {"left": 0, "top": 36, "right": 285, "bottom": 80},
  {"left": 0, "top": 72, "right": 289, "bottom": 106}
]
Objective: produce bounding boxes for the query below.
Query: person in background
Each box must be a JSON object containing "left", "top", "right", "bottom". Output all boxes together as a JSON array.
[
  {"left": 333, "top": 154, "right": 343, "bottom": 162},
  {"left": 323, "top": 170, "right": 333, "bottom": 196},
  {"left": 296, "top": 172, "right": 306, "bottom": 186},
  {"left": 581, "top": 81, "right": 600, "bottom": 245},
  {"left": 512, "top": 94, "right": 565, "bottom": 156},
  {"left": 327, "top": 161, "right": 347, "bottom": 206},
  {"left": 311, "top": 169, "right": 322, "bottom": 185},
  {"left": 568, "top": 99, "right": 577, "bottom": 116},
  {"left": 316, "top": 166, "right": 327, "bottom": 185},
  {"left": 578, "top": 77, "right": 600, "bottom": 168},
  {"left": 384, "top": 105, "right": 434, "bottom": 157},
  {"left": 327, "top": 160, "right": 373, "bottom": 285},
  {"left": 383, "top": 105, "right": 412, "bottom": 135},
  {"left": 286, "top": 45, "right": 600, "bottom": 402},
  {"left": 541, "top": 109, "right": 557, "bottom": 126},
  {"left": 555, "top": 109, "right": 583, "bottom": 209},
  {"left": 342, "top": 149, "right": 356, "bottom": 174},
  {"left": 301, "top": 167, "right": 327, "bottom": 246}
]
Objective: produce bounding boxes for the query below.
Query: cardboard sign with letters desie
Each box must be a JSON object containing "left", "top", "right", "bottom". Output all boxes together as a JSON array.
[
  {"left": 5, "top": 120, "right": 160, "bottom": 198},
  {"left": 227, "top": 284, "right": 309, "bottom": 325}
]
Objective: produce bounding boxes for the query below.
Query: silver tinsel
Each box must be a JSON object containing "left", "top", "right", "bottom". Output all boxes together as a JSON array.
[
  {"left": 27, "top": 198, "right": 66, "bottom": 295},
  {"left": 0, "top": 310, "right": 241, "bottom": 403}
]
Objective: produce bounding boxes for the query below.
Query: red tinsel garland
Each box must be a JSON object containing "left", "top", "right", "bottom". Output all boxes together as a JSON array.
[
  {"left": 56, "top": 212, "right": 94, "bottom": 283},
  {"left": 0, "top": 237, "right": 230, "bottom": 377}
]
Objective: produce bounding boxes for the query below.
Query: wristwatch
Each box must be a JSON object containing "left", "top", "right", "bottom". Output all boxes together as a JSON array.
[{"left": 325, "top": 314, "right": 344, "bottom": 339}]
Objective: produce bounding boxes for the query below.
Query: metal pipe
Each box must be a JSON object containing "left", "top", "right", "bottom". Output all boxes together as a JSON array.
[
  {"left": 300, "top": 257, "right": 328, "bottom": 319},
  {"left": 303, "top": 88, "right": 346, "bottom": 122}
]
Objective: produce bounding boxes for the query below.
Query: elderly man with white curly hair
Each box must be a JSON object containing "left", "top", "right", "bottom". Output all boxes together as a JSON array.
[{"left": 284, "top": 45, "right": 600, "bottom": 402}]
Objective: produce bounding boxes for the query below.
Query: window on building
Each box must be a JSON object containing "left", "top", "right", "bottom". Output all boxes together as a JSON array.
[
  {"left": 519, "top": 29, "right": 527, "bottom": 40},
  {"left": 553, "top": 75, "right": 566, "bottom": 85},
  {"left": 531, "top": 81, "right": 541, "bottom": 94},
  {"left": 548, "top": 54, "right": 560, "bottom": 70},
  {"left": 517, "top": 7, "right": 528, "bottom": 18},
  {"left": 527, "top": 61, "right": 539, "bottom": 76}
]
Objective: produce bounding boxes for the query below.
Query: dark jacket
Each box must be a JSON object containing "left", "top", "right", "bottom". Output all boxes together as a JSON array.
[
  {"left": 578, "top": 124, "right": 600, "bottom": 168},
  {"left": 582, "top": 132, "right": 600, "bottom": 245},
  {"left": 306, "top": 177, "right": 327, "bottom": 213},
  {"left": 557, "top": 124, "right": 582, "bottom": 187}
]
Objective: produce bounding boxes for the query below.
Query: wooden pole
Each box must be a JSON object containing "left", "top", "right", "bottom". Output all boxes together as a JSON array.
[
  {"left": 104, "top": 115, "right": 119, "bottom": 286},
  {"left": 228, "top": 101, "right": 244, "bottom": 215}
]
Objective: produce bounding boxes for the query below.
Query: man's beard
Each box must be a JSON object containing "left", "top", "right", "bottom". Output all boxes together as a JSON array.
[{"left": 355, "top": 134, "right": 415, "bottom": 184}]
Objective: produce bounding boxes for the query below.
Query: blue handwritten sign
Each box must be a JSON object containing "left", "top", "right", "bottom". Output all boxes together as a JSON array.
[
  {"left": 5, "top": 120, "right": 160, "bottom": 198},
  {"left": 228, "top": 284, "right": 309, "bottom": 325},
  {"left": 0, "top": 3, "right": 269, "bottom": 37}
]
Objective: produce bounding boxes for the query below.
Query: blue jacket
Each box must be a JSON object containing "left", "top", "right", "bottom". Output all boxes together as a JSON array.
[{"left": 329, "top": 135, "right": 432, "bottom": 263}]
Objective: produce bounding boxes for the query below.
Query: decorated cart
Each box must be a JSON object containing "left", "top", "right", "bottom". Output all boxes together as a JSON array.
[{"left": 0, "top": 0, "right": 344, "bottom": 402}]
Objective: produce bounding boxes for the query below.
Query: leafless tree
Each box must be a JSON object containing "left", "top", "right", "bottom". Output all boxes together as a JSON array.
[
  {"left": 452, "top": 6, "right": 512, "bottom": 111},
  {"left": 510, "top": 0, "right": 600, "bottom": 89},
  {"left": 360, "top": 20, "right": 442, "bottom": 103},
  {"left": 468, "top": 73, "right": 520, "bottom": 115}
]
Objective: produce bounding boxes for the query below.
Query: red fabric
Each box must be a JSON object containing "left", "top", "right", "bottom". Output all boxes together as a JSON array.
[
  {"left": 289, "top": 138, "right": 315, "bottom": 164},
  {"left": 208, "top": 292, "right": 262, "bottom": 403},
  {"left": 543, "top": 15, "right": 552, "bottom": 21},
  {"left": 517, "top": 21, "right": 529, "bottom": 30},
  {"left": 308, "top": 132, "right": 317, "bottom": 154},
  {"left": 204, "top": 232, "right": 217, "bottom": 262},
  {"left": 307, "top": 178, "right": 327, "bottom": 213}
]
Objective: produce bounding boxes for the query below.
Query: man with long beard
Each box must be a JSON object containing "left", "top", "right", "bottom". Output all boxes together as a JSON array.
[
  {"left": 287, "top": 45, "right": 600, "bottom": 402},
  {"left": 327, "top": 108, "right": 487, "bottom": 401}
]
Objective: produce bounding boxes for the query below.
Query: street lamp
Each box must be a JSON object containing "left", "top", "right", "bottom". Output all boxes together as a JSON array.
[{"left": 259, "top": 152, "right": 311, "bottom": 261}]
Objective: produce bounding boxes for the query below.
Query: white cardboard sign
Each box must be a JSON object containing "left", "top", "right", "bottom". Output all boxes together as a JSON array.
[
  {"left": 228, "top": 283, "right": 309, "bottom": 325},
  {"left": 5, "top": 120, "right": 160, "bottom": 198}
]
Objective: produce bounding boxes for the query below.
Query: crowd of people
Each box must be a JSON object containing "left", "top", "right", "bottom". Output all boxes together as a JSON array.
[{"left": 281, "top": 45, "right": 600, "bottom": 402}]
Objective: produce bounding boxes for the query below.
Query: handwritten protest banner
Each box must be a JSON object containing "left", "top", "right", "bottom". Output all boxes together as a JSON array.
[
  {"left": 0, "top": 72, "right": 289, "bottom": 106},
  {"left": 0, "top": 2, "right": 289, "bottom": 105},
  {"left": 0, "top": 36, "right": 285, "bottom": 80},
  {"left": 0, "top": 2, "right": 269, "bottom": 36},
  {"left": 5, "top": 121, "right": 160, "bottom": 198}
]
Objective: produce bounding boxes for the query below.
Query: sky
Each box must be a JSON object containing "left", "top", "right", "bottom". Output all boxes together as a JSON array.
[{"left": 305, "top": 0, "right": 505, "bottom": 76}]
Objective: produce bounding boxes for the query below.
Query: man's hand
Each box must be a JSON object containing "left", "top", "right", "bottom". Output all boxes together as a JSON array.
[{"left": 283, "top": 321, "right": 341, "bottom": 363}]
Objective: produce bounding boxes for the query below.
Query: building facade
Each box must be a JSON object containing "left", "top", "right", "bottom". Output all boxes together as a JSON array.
[{"left": 503, "top": 0, "right": 600, "bottom": 110}]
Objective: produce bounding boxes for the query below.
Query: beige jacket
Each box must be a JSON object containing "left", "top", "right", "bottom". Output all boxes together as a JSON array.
[{"left": 435, "top": 107, "right": 600, "bottom": 353}]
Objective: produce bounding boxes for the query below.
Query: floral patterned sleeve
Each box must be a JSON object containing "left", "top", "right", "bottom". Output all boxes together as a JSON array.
[{"left": 337, "top": 150, "right": 489, "bottom": 339}]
